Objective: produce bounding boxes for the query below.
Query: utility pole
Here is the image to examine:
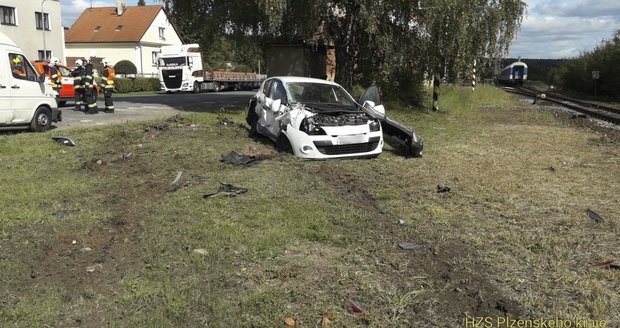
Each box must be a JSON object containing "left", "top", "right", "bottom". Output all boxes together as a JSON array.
[{"left": 41, "top": 0, "right": 48, "bottom": 60}]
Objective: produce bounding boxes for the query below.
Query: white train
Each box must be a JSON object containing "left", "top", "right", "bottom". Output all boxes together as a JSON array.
[{"left": 497, "top": 61, "right": 528, "bottom": 86}]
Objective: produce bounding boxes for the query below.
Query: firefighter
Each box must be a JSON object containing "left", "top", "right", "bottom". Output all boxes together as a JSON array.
[
  {"left": 100, "top": 58, "right": 115, "bottom": 113},
  {"left": 83, "top": 58, "right": 99, "bottom": 114},
  {"left": 71, "top": 59, "right": 86, "bottom": 111},
  {"left": 49, "top": 57, "right": 62, "bottom": 105}
]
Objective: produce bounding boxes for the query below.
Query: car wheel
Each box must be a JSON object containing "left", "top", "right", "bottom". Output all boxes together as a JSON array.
[
  {"left": 246, "top": 101, "right": 259, "bottom": 137},
  {"left": 193, "top": 81, "right": 200, "bottom": 93},
  {"left": 30, "top": 106, "right": 52, "bottom": 132},
  {"left": 276, "top": 134, "right": 293, "bottom": 154}
]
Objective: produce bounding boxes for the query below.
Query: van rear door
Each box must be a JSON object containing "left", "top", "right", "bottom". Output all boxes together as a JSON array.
[
  {"left": 0, "top": 49, "right": 12, "bottom": 124},
  {"left": 8, "top": 52, "right": 47, "bottom": 123}
]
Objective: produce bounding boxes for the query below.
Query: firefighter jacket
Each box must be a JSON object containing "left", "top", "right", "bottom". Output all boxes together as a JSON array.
[
  {"left": 49, "top": 65, "right": 61, "bottom": 90},
  {"left": 83, "top": 63, "right": 95, "bottom": 89},
  {"left": 71, "top": 66, "right": 84, "bottom": 90},
  {"left": 102, "top": 66, "right": 116, "bottom": 91}
]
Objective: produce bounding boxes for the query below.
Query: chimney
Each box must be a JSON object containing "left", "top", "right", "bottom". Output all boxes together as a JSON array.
[{"left": 117, "top": 0, "right": 127, "bottom": 16}]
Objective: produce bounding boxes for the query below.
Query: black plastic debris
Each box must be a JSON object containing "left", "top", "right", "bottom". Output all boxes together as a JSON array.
[
  {"left": 398, "top": 242, "right": 425, "bottom": 251},
  {"left": 203, "top": 183, "right": 248, "bottom": 199},
  {"left": 436, "top": 185, "right": 451, "bottom": 193},
  {"left": 52, "top": 136, "right": 76, "bottom": 146},
  {"left": 220, "top": 151, "right": 257, "bottom": 165},
  {"left": 586, "top": 208, "right": 605, "bottom": 223}
]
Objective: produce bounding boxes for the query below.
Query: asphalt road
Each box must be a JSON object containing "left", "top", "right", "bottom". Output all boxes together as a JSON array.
[{"left": 55, "top": 90, "right": 255, "bottom": 130}]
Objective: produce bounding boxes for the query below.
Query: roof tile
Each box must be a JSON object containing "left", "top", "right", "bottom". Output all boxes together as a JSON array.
[{"left": 65, "top": 5, "right": 162, "bottom": 43}]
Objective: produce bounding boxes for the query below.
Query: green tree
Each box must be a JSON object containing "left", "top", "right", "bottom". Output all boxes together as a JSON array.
[
  {"left": 162, "top": 0, "right": 526, "bottom": 102},
  {"left": 114, "top": 60, "right": 137, "bottom": 75},
  {"left": 137, "top": 0, "right": 146, "bottom": 6}
]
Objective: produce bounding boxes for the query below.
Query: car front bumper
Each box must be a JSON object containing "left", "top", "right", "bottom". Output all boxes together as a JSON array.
[{"left": 285, "top": 127, "right": 384, "bottom": 159}]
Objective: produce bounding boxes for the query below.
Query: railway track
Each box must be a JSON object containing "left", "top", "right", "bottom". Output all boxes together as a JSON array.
[{"left": 502, "top": 86, "right": 620, "bottom": 125}]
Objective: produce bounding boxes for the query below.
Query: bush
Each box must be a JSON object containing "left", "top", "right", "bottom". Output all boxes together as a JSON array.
[
  {"left": 115, "top": 60, "right": 137, "bottom": 75},
  {"left": 114, "top": 77, "right": 160, "bottom": 93}
]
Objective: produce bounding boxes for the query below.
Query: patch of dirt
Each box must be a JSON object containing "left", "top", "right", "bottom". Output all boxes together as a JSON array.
[{"left": 307, "top": 161, "right": 525, "bottom": 324}]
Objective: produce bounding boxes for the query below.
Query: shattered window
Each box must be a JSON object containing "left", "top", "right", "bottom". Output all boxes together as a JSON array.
[{"left": 287, "top": 82, "right": 355, "bottom": 106}]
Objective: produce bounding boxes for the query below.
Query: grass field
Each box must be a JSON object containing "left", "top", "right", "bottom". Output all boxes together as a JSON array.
[{"left": 0, "top": 85, "right": 618, "bottom": 327}]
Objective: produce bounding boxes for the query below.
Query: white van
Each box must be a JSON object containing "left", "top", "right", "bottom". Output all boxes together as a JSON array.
[{"left": 0, "top": 31, "right": 60, "bottom": 132}]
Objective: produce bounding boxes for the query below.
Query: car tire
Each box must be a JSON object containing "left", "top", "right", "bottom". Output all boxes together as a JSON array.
[
  {"left": 30, "top": 106, "right": 52, "bottom": 132},
  {"left": 246, "top": 101, "right": 259, "bottom": 137},
  {"left": 276, "top": 134, "right": 293, "bottom": 154},
  {"left": 193, "top": 81, "right": 200, "bottom": 93}
]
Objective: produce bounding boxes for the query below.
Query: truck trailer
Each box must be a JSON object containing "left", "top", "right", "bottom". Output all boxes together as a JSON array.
[{"left": 157, "top": 44, "right": 265, "bottom": 93}]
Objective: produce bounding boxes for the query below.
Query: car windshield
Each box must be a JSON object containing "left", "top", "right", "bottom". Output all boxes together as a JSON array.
[
  {"left": 158, "top": 57, "right": 186, "bottom": 67},
  {"left": 286, "top": 82, "right": 356, "bottom": 108}
]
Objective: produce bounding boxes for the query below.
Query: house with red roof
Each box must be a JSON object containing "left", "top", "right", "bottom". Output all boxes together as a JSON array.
[{"left": 64, "top": 1, "right": 182, "bottom": 76}]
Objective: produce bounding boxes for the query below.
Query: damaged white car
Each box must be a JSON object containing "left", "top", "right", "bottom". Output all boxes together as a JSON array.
[{"left": 246, "top": 76, "right": 423, "bottom": 159}]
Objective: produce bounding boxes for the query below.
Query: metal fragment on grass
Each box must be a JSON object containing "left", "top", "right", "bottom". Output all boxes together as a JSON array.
[
  {"left": 586, "top": 208, "right": 605, "bottom": 223},
  {"left": 399, "top": 242, "right": 425, "bottom": 251}
]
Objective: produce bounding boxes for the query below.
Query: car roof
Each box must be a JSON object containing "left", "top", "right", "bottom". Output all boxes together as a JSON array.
[{"left": 269, "top": 76, "right": 341, "bottom": 86}]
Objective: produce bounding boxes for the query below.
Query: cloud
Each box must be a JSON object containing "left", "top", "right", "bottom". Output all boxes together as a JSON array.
[
  {"left": 533, "top": 0, "right": 620, "bottom": 18},
  {"left": 509, "top": 7, "right": 620, "bottom": 58},
  {"left": 62, "top": 0, "right": 115, "bottom": 27}
]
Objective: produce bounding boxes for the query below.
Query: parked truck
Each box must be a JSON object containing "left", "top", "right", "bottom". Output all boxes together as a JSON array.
[{"left": 157, "top": 44, "right": 265, "bottom": 93}]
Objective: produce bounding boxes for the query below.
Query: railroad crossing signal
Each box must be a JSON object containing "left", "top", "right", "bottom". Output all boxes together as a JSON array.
[{"left": 592, "top": 71, "right": 599, "bottom": 97}]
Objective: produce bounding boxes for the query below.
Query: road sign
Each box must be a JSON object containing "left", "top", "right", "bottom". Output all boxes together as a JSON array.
[{"left": 592, "top": 71, "right": 600, "bottom": 80}]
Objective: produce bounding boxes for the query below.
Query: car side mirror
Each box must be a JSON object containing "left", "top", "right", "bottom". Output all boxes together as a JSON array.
[{"left": 271, "top": 99, "right": 282, "bottom": 112}]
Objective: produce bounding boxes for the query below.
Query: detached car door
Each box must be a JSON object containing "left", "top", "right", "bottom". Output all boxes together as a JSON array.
[{"left": 8, "top": 52, "right": 45, "bottom": 123}]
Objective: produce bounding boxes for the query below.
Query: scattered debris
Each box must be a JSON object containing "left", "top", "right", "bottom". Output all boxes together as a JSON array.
[
  {"left": 220, "top": 151, "right": 257, "bottom": 165},
  {"left": 193, "top": 249, "right": 208, "bottom": 256},
  {"left": 321, "top": 317, "right": 332, "bottom": 326},
  {"left": 72, "top": 240, "right": 77, "bottom": 245},
  {"left": 218, "top": 117, "right": 236, "bottom": 126},
  {"left": 398, "top": 242, "right": 425, "bottom": 251},
  {"left": 144, "top": 123, "right": 170, "bottom": 132},
  {"left": 86, "top": 263, "right": 103, "bottom": 273},
  {"left": 51, "top": 136, "right": 76, "bottom": 146},
  {"left": 590, "top": 260, "right": 620, "bottom": 270},
  {"left": 203, "top": 184, "right": 248, "bottom": 199},
  {"left": 52, "top": 210, "right": 68, "bottom": 219},
  {"left": 546, "top": 166, "right": 556, "bottom": 172},
  {"left": 350, "top": 299, "right": 363, "bottom": 313},
  {"left": 586, "top": 208, "right": 605, "bottom": 223},
  {"left": 284, "top": 317, "right": 296, "bottom": 326},
  {"left": 80, "top": 247, "right": 92, "bottom": 252},
  {"left": 436, "top": 185, "right": 451, "bottom": 193},
  {"left": 121, "top": 152, "right": 133, "bottom": 160},
  {"left": 398, "top": 219, "right": 405, "bottom": 225},
  {"left": 167, "top": 171, "right": 183, "bottom": 192}
]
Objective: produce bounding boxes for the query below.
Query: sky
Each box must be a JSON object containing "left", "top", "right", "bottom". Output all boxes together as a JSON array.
[{"left": 61, "top": 0, "right": 620, "bottom": 59}]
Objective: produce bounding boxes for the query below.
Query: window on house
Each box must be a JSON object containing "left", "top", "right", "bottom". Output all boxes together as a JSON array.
[
  {"left": 35, "top": 12, "right": 50, "bottom": 30},
  {"left": 158, "top": 27, "right": 165, "bottom": 40},
  {"left": 1, "top": 6, "right": 16, "bottom": 26},
  {"left": 94, "top": 25, "right": 101, "bottom": 32},
  {"left": 152, "top": 51, "right": 160, "bottom": 65},
  {"left": 115, "top": 25, "right": 123, "bottom": 31},
  {"left": 37, "top": 50, "right": 52, "bottom": 61}
]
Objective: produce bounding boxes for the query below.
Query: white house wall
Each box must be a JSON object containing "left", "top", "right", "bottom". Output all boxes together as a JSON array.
[{"left": 0, "top": 0, "right": 64, "bottom": 62}]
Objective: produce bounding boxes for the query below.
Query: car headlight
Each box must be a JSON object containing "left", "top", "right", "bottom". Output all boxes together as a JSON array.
[
  {"left": 300, "top": 118, "right": 326, "bottom": 135},
  {"left": 369, "top": 120, "right": 381, "bottom": 132}
]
